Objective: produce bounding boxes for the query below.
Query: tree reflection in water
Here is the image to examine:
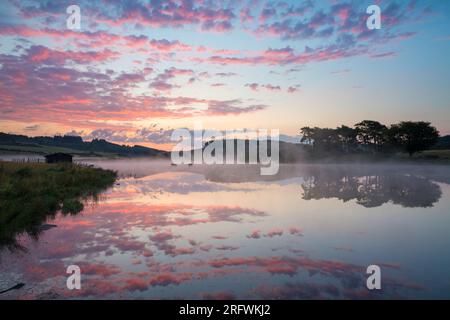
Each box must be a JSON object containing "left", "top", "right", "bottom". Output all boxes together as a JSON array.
[
  {"left": 197, "top": 163, "right": 445, "bottom": 208},
  {"left": 301, "top": 169, "right": 442, "bottom": 208}
]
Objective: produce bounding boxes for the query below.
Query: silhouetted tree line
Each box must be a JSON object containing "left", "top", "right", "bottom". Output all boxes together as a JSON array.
[
  {"left": 434, "top": 135, "right": 450, "bottom": 149},
  {"left": 301, "top": 120, "right": 440, "bottom": 157},
  {"left": 0, "top": 132, "right": 168, "bottom": 157}
]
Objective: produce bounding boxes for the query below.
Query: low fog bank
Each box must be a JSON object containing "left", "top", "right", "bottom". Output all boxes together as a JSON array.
[
  {"left": 2, "top": 154, "right": 450, "bottom": 185},
  {"left": 74, "top": 157, "right": 450, "bottom": 185}
]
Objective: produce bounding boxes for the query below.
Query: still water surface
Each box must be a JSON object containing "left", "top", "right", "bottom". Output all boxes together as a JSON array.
[{"left": 1, "top": 158, "right": 450, "bottom": 299}]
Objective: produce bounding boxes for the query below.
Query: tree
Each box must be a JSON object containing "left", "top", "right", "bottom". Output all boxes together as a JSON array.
[
  {"left": 355, "top": 120, "right": 388, "bottom": 152},
  {"left": 388, "top": 121, "right": 439, "bottom": 156},
  {"left": 336, "top": 125, "right": 357, "bottom": 153},
  {"left": 301, "top": 127, "right": 341, "bottom": 152},
  {"left": 300, "top": 127, "right": 315, "bottom": 145},
  {"left": 313, "top": 128, "right": 339, "bottom": 150}
]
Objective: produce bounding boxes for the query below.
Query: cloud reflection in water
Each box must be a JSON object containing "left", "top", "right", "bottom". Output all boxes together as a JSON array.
[{"left": 1, "top": 163, "right": 450, "bottom": 299}]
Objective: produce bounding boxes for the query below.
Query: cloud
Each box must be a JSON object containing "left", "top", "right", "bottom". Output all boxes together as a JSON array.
[
  {"left": 148, "top": 272, "right": 192, "bottom": 287},
  {"left": 212, "top": 235, "right": 228, "bottom": 240},
  {"left": 216, "top": 245, "right": 239, "bottom": 251},
  {"left": 246, "top": 229, "right": 261, "bottom": 239},
  {"left": 201, "top": 291, "right": 236, "bottom": 300},
  {"left": 255, "top": 282, "right": 340, "bottom": 299},
  {"left": 247, "top": 227, "right": 300, "bottom": 239},
  {"left": 265, "top": 228, "right": 283, "bottom": 238},
  {"left": 215, "top": 72, "right": 238, "bottom": 77},
  {"left": 195, "top": 41, "right": 369, "bottom": 66},
  {"left": 330, "top": 69, "right": 351, "bottom": 75},
  {"left": 211, "top": 83, "right": 226, "bottom": 87},
  {"left": 245, "top": 83, "right": 281, "bottom": 91},
  {"left": 289, "top": 227, "right": 303, "bottom": 236},
  {"left": 207, "top": 255, "right": 365, "bottom": 279},
  {"left": 122, "top": 278, "right": 148, "bottom": 292},
  {"left": 149, "top": 39, "right": 192, "bottom": 52},
  {"left": 207, "top": 100, "right": 267, "bottom": 116},
  {"left": 370, "top": 51, "right": 397, "bottom": 59},
  {"left": 263, "top": 84, "right": 281, "bottom": 91},
  {"left": 77, "top": 263, "right": 122, "bottom": 277},
  {"left": 87, "top": 0, "right": 236, "bottom": 32},
  {"left": 149, "top": 67, "right": 194, "bottom": 91},
  {"left": 26, "top": 45, "right": 118, "bottom": 65},
  {"left": 0, "top": 48, "right": 265, "bottom": 126},
  {"left": 245, "top": 83, "right": 259, "bottom": 91},
  {"left": 251, "top": 0, "right": 427, "bottom": 46},
  {"left": 287, "top": 85, "right": 301, "bottom": 94},
  {"left": 24, "top": 124, "right": 40, "bottom": 131}
]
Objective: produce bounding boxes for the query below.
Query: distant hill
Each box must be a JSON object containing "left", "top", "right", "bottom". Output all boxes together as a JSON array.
[
  {"left": 192, "top": 139, "right": 308, "bottom": 163},
  {"left": 0, "top": 132, "right": 169, "bottom": 157},
  {"left": 434, "top": 135, "right": 450, "bottom": 149},
  {"left": 0, "top": 132, "right": 307, "bottom": 161},
  {"left": 2, "top": 131, "right": 447, "bottom": 161}
]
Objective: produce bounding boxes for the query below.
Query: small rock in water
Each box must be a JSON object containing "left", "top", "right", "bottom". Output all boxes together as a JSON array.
[{"left": 39, "top": 224, "right": 57, "bottom": 231}]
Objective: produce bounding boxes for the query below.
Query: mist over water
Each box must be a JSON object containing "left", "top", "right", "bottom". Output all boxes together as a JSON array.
[{"left": 1, "top": 157, "right": 450, "bottom": 299}]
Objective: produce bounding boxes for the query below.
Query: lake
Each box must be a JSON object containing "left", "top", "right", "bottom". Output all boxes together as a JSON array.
[{"left": 1, "top": 158, "right": 450, "bottom": 299}]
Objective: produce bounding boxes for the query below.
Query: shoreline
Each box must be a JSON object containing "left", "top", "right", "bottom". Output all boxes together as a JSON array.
[{"left": 0, "top": 161, "right": 117, "bottom": 251}]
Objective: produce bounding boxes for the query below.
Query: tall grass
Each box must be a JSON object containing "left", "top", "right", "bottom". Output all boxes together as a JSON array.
[{"left": 0, "top": 161, "right": 117, "bottom": 251}]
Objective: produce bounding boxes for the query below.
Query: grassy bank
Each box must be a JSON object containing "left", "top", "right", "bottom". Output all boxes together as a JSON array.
[
  {"left": 299, "top": 149, "right": 450, "bottom": 164},
  {"left": 0, "top": 144, "right": 118, "bottom": 157},
  {"left": 0, "top": 161, "right": 117, "bottom": 251},
  {"left": 413, "top": 149, "right": 450, "bottom": 161}
]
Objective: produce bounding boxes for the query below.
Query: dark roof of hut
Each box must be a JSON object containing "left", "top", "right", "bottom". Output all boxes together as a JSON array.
[{"left": 44, "top": 152, "right": 73, "bottom": 158}]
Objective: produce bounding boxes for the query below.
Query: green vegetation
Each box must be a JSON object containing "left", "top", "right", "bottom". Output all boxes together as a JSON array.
[
  {"left": 301, "top": 120, "right": 441, "bottom": 159},
  {"left": 412, "top": 149, "right": 450, "bottom": 161},
  {"left": 0, "top": 143, "right": 86, "bottom": 155},
  {"left": 0, "top": 132, "right": 169, "bottom": 157},
  {"left": 0, "top": 161, "right": 117, "bottom": 251}
]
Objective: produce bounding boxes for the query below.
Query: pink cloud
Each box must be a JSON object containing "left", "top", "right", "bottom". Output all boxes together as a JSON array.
[
  {"left": 148, "top": 272, "right": 192, "bottom": 287},
  {"left": 246, "top": 230, "right": 261, "bottom": 239},
  {"left": 27, "top": 45, "right": 118, "bottom": 64},
  {"left": 245, "top": 83, "right": 259, "bottom": 91},
  {"left": 245, "top": 83, "right": 282, "bottom": 91},
  {"left": 0, "top": 49, "right": 265, "bottom": 126},
  {"left": 122, "top": 278, "right": 148, "bottom": 292},
  {"left": 201, "top": 291, "right": 236, "bottom": 300},
  {"left": 265, "top": 228, "right": 283, "bottom": 238},
  {"left": 287, "top": 86, "right": 301, "bottom": 94},
  {"left": 92, "top": 0, "right": 236, "bottom": 33},
  {"left": 289, "top": 227, "right": 303, "bottom": 235}
]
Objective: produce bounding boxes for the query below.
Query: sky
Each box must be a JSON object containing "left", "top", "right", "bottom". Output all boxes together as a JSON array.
[{"left": 0, "top": 0, "right": 449, "bottom": 150}]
